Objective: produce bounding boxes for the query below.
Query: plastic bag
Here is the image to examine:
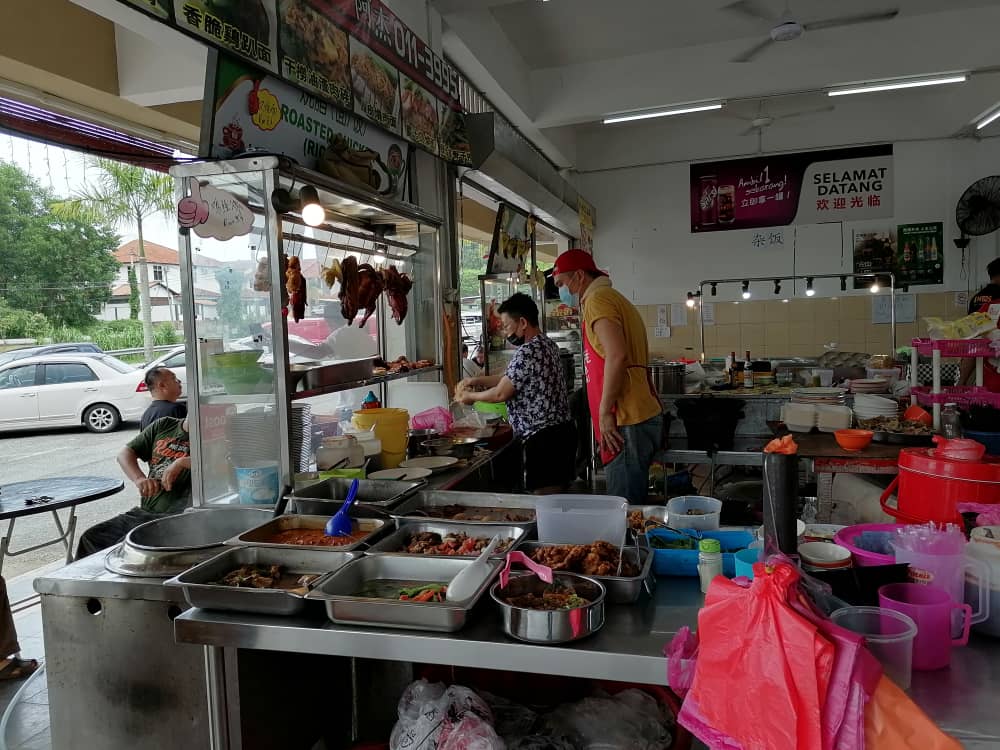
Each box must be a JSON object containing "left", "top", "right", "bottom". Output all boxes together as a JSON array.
[
  {"left": 681, "top": 562, "right": 835, "bottom": 750},
  {"left": 664, "top": 627, "right": 699, "bottom": 698},
  {"left": 865, "top": 675, "right": 962, "bottom": 750},
  {"left": 411, "top": 406, "right": 453, "bottom": 434},
  {"left": 478, "top": 691, "right": 538, "bottom": 738},
  {"left": 390, "top": 681, "right": 499, "bottom": 750},
  {"left": 542, "top": 690, "right": 672, "bottom": 750}
]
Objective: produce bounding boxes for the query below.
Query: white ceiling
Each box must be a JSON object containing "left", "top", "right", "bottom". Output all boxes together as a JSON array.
[{"left": 433, "top": 0, "right": 1000, "bottom": 170}]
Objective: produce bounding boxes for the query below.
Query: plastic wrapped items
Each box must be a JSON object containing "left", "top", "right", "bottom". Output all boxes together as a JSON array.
[
  {"left": 390, "top": 680, "right": 501, "bottom": 750},
  {"left": 541, "top": 690, "right": 673, "bottom": 750}
]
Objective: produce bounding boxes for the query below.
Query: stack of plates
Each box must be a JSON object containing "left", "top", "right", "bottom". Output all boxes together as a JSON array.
[
  {"left": 291, "top": 404, "right": 313, "bottom": 472},
  {"left": 849, "top": 378, "right": 890, "bottom": 394},
  {"left": 816, "top": 405, "right": 853, "bottom": 433},
  {"left": 781, "top": 402, "right": 817, "bottom": 433},
  {"left": 853, "top": 394, "right": 899, "bottom": 422},
  {"left": 791, "top": 387, "right": 848, "bottom": 406},
  {"left": 228, "top": 408, "right": 280, "bottom": 467}
]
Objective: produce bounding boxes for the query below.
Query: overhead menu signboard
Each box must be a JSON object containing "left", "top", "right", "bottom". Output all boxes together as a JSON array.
[
  {"left": 117, "top": 0, "right": 471, "bottom": 165},
  {"left": 691, "top": 145, "right": 893, "bottom": 232}
]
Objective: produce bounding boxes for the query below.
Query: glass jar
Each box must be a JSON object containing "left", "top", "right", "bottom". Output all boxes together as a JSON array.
[
  {"left": 698, "top": 538, "right": 724, "bottom": 594},
  {"left": 941, "top": 403, "right": 962, "bottom": 439}
]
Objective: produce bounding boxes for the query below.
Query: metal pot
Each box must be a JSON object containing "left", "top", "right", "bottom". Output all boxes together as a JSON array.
[
  {"left": 650, "top": 362, "right": 686, "bottom": 395},
  {"left": 447, "top": 437, "right": 480, "bottom": 459},
  {"left": 491, "top": 572, "right": 605, "bottom": 644},
  {"left": 407, "top": 429, "right": 438, "bottom": 458}
]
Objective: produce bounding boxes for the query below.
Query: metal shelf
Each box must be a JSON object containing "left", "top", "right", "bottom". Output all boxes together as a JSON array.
[{"left": 290, "top": 365, "right": 443, "bottom": 400}]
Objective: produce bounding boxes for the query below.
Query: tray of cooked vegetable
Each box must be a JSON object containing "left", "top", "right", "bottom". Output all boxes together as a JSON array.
[
  {"left": 516, "top": 541, "right": 654, "bottom": 604},
  {"left": 391, "top": 491, "right": 537, "bottom": 528},
  {"left": 305, "top": 555, "right": 502, "bottom": 632},
  {"left": 226, "top": 515, "right": 389, "bottom": 552},
  {"left": 491, "top": 572, "right": 605, "bottom": 644},
  {"left": 165, "top": 546, "right": 358, "bottom": 615},
  {"left": 365, "top": 521, "right": 527, "bottom": 558}
]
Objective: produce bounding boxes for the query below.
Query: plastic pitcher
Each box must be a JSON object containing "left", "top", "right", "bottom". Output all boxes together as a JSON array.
[
  {"left": 892, "top": 541, "right": 990, "bottom": 629},
  {"left": 965, "top": 528, "right": 1000, "bottom": 637},
  {"left": 878, "top": 583, "right": 971, "bottom": 671},
  {"left": 234, "top": 461, "right": 280, "bottom": 505},
  {"left": 352, "top": 408, "right": 409, "bottom": 468},
  {"left": 830, "top": 606, "right": 917, "bottom": 689}
]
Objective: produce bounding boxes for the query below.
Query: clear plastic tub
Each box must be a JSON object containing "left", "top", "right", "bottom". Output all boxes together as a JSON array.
[
  {"left": 830, "top": 606, "right": 917, "bottom": 690},
  {"left": 666, "top": 496, "right": 723, "bottom": 530},
  {"left": 535, "top": 495, "right": 628, "bottom": 545}
]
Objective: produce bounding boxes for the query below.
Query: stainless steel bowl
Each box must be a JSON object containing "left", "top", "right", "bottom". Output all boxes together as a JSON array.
[
  {"left": 447, "top": 437, "right": 480, "bottom": 460},
  {"left": 423, "top": 438, "right": 456, "bottom": 456},
  {"left": 491, "top": 572, "right": 605, "bottom": 644}
]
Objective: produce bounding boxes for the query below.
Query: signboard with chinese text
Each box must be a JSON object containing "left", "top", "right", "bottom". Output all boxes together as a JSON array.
[
  {"left": 207, "top": 55, "right": 408, "bottom": 202},
  {"left": 691, "top": 145, "right": 893, "bottom": 232},
  {"left": 896, "top": 222, "right": 944, "bottom": 286},
  {"left": 119, "top": 0, "right": 471, "bottom": 164},
  {"left": 173, "top": 0, "right": 278, "bottom": 72},
  {"left": 749, "top": 228, "right": 785, "bottom": 250},
  {"left": 578, "top": 196, "right": 595, "bottom": 252}
]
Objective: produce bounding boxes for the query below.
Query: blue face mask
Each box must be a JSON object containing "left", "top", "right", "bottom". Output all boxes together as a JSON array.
[{"left": 559, "top": 284, "right": 579, "bottom": 308}]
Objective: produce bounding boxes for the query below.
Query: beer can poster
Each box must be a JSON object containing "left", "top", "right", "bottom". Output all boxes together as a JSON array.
[
  {"left": 690, "top": 144, "right": 893, "bottom": 232},
  {"left": 896, "top": 223, "right": 944, "bottom": 286}
]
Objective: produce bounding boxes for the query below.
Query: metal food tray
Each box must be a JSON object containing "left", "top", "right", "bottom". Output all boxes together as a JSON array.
[
  {"left": 290, "top": 357, "right": 376, "bottom": 390},
  {"left": 306, "top": 555, "right": 501, "bottom": 632},
  {"left": 289, "top": 477, "right": 425, "bottom": 513},
  {"left": 515, "top": 542, "right": 654, "bottom": 605},
  {"left": 629, "top": 505, "right": 669, "bottom": 529},
  {"left": 391, "top": 491, "right": 538, "bottom": 529},
  {"left": 165, "top": 546, "right": 358, "bottom": 616},
  {"left": 365, "top": 521, "right": 528, "bottom": 559},
  {"left": 226, "top": 515, "right": 389, "bottom": 552}
]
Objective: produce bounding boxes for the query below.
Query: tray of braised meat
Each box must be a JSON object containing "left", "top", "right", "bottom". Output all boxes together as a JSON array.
[
  {"left": 391, "top": 491, "right": 537, "bottom": 529},
  {"left": 365, "top": 521, "right": 526, "bottom": 558},
  {"left": 517, "top": 541, "right": 654, "bottom": 605},
  {"left": 165, "top": 546, "right": 358, "bottom": 615}
]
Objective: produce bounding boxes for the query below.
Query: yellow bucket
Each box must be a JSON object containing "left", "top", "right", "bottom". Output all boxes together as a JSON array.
[{"left": 352, "top": 408, "right": 410, "bottom": 468}]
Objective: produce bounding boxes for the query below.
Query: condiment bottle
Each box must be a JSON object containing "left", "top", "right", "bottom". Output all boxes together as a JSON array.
[
  {"left": 743, "top": 350, "right": 754, "bottom": 389},
  {"left": 941, "top": 403, "right": 962, "bottom": 439},
  {"left": 698, "top": 538, "right": 724, "bottom": 593}
]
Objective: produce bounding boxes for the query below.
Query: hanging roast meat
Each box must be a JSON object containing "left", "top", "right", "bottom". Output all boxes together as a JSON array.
[
  {"left": 356, "top": 263, "right": 385, "bottom": 327},
  {"left": 382, "top": 265, "right": 413, "bottom": 324},
  {"left": 285, "top": 256, "right": 306, "bottom": 322},
  {"left": 339, "top": 255, "right": 360, "bottom": 323}
]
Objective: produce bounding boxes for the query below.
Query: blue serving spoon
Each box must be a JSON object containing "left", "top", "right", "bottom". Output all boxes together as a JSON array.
[{"left": 325, "top": 478, "right": 360, "bottom": 537}]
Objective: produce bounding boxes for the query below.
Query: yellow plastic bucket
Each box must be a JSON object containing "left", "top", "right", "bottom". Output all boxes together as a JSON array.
[{"left": 352, "top": 408, "right": 410, "bottom": 468}]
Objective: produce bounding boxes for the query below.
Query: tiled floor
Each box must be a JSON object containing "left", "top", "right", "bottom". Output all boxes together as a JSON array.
[{"left": 0, "top": 567, "right": 53, "bottom": 750}]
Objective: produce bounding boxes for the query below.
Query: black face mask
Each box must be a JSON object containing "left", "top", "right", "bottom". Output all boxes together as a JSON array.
[{"left": 506, "top": 334, "right": 525, "bottom": 347}]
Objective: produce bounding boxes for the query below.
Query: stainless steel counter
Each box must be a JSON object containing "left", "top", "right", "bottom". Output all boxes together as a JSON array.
[
  {"left": 423, "top": 440, "right": 513, "bottom": 491},
  {"left": 174, "top": 575, "right": 1000, "bottom": 746}
]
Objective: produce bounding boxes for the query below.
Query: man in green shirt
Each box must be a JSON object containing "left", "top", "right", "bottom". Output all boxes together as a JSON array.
[{"left": 76, "top": 417, "right": 192, "bottom": 557}]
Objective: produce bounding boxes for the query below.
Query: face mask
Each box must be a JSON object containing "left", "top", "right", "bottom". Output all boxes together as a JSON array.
[
  {"left": 506, "top": 334, "right": 525, "bottom": 347},
  {"left": 559, "top": 283, "right": 579, "bottom": 308}
]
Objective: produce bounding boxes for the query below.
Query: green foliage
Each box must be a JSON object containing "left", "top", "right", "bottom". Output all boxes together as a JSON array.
[
  {"left": 127, "top": 264, "right": 140, "bottom": 319},
  {"left": 47, "top": 320, "right": 179, "bottom": 351},
  {"left": 0, "top": 304, "right": 50, "bottom": 340},
  {"left": 459, "top": 238, "right": 489, "bottom": 300},
  {"left": 0, "top": 162, "right": 120, "bottom": 327}
]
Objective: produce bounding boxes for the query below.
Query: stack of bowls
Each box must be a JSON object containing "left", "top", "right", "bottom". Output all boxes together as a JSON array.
[
  {"left": 798, "top": 541, "right": 853, "bottom": 572},
  {"left": 849, "top": 378, "right": 891, "bottom": 394},
  {"left": 853, "top": 394, "right": 899, "bottom": 422}
]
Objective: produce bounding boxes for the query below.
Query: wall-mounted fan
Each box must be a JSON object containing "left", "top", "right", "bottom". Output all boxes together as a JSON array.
[
  {"left": 724, "top": 1, "right": 899, "bottom": 62},
  {"left": 953, "top": 176, "right": 1000, "bottom": 277}
]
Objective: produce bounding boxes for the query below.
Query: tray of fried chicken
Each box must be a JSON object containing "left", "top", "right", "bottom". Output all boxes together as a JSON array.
[{"left": 516, "top": 541, "right": 654, "bottom": 604}]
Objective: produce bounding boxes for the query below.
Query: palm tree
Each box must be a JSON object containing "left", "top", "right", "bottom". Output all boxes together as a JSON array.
[{"left": 52, "top": 158, "right": 174, "bottom": 361}]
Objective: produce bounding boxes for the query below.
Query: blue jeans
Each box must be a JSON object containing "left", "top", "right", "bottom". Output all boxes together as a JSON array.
[{"left": 604, "top": 414, "right": 662, "bottom": 503}]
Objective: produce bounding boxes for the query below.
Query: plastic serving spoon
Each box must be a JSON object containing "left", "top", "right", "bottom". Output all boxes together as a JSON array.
[
  {"left": 499, "top": 550, "right": 554, "bottom": 589},
  {"left": 325, "top": 478, "right": 360, "bottom": 537},
  {"left": 446, "top": 535, "right": 502, "bottom": 602}
]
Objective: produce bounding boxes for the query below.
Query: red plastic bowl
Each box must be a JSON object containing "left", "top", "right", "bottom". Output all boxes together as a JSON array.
[{"left": 835, "top": 429, "right": 874, "bottom": 452}]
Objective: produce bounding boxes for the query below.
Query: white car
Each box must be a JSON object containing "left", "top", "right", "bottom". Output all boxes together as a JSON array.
[{"left": 0, "top": 353, "right": 148, "bottom": 434}]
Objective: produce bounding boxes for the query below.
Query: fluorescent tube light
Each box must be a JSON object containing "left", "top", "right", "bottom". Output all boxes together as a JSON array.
[
  {"left": 603, "top": 102, "right": 723, "bottom": 125},
  {"left": 976, "top": 106, "right": 1000, "bottom": 131},
  {"left": 828, "top": 75, "right": 966, "bottom": 97}
]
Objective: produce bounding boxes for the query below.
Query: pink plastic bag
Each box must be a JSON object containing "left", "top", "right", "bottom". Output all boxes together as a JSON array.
[
  {"left": 664, "top": 627, "right": 698, "bottom": 698},
  {"left": 412, "top": 406, "right": 453, "bottom": 434}
]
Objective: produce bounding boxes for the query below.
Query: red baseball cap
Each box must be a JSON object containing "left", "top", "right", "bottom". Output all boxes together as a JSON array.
[{"left": 552, "top": 249, "right": 608, "bottom": 277}]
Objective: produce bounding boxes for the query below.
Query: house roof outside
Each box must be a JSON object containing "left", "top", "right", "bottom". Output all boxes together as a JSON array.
[{"left": 114, "top": 240, "right": 224, "bottom": 267}]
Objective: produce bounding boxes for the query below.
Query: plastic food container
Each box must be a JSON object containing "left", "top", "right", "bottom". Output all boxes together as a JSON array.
[
  {"left": 535, "top": 495, "right": 628, "bottom": 545},
  {"left": 966, "top": 526, "right": 1000, "bottom": 637},
  {"left": 648, "top": 528, "right": 755, "bottom": 577},
  {"left": 831, "top": 606, "right": 917, "bottom": 689},
  {"left": 834, "top": 523, "right": 900, "bottom": 567},
  {"left": 666, "top": 496, "right": 722, "bottom": 530},
  {"left": 880, "top": 448, "right": 1000, "bottom": 524}
]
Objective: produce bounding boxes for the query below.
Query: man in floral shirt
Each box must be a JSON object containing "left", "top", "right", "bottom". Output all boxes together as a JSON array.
[{"left": 457, "top": 293, "right": 576, "bottom": 493}]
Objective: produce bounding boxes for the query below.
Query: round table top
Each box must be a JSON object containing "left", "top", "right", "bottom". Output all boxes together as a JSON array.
[{"left": 0, "top": 476, "right": 125, "bottom": 520}]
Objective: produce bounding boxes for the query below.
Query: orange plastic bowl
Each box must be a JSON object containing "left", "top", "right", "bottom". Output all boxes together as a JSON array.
[
  {"left": 835, "top": 429, "right": 874, "bottom": 452},
  {"left": 903, "top": 405, "right": 933, "bottom": 427}
]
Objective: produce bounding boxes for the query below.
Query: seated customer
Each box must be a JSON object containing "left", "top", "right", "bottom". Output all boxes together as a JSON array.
[
  {"left": 0, "top": 577, "right": 38, "bottom": 681},
  {"left": 457, "top": 293, "right": 576, "bottom": 493},
  {"left": 140, "top": 367, "right": 186, "bottom": 430},
  {"left": 76, "top": 416, "right": 192, "bottom": 557}
]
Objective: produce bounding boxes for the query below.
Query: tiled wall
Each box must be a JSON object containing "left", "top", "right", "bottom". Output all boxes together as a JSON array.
[{"left": 637, "top": 292, "right": 968, "bottom": 360}]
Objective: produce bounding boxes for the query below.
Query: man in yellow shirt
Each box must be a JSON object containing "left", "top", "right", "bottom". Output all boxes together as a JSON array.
[{"left": 553, "top": 249, "right": 663, "bottom": 501}]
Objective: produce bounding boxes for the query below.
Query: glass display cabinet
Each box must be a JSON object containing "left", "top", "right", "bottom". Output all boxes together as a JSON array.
[{"left": 172, "top": 155, "right": 443, "bottom": 505}]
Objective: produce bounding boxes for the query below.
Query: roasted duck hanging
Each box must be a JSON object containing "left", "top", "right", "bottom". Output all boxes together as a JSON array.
[
  {"left": 338, "top": 255, "right": 361, "bottom": 323},
  {"left": 382, "top": 265, "right": 413, "bottom": 324},
  {"left": 356, "top": 263, "right": 385, "bottom": 327},
  {"left": 285, "top": 255, "right": 306, "bottom": 322}
]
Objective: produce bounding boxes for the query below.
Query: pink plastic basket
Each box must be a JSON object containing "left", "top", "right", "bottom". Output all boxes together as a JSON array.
[
  {"left": 834, "top": 523, "right": 903, "bottom": 566},
  {"left": 911, "top": 338, "right": 997, "bottom": 358},
  {"left": 910, "top": 386, "right": 1000, "bottom": 409}
]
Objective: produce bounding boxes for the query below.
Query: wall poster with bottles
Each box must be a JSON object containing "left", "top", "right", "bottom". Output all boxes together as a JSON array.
[{"left": 896, "top": 222, "right": 944, "bottom": 286}]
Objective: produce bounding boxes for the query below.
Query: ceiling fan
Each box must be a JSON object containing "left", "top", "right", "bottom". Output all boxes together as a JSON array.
[
  {"left": 724, "top": 1, "right": 900, "bottom": 62},
  {"left": 723, "top": 99, "right": 835, "bottom": 151}
]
